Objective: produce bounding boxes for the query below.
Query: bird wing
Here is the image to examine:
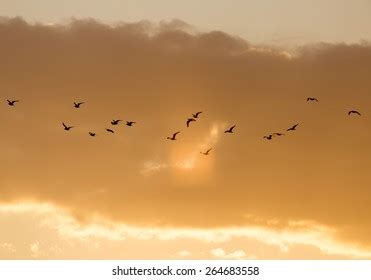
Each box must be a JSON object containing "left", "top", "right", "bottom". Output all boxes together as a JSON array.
[
  {"left": 349, "top": 111, "right": 360, "bottom": 115},
  {"left": 62, "top": 123, "right": 67, "bottom": 128},
  {"left": 206, "top": 148, "right": 212, "bottom": 153},
  {"left": 173, "top": 131, "right": 180, "bottom": 137},
  {"left": 186, "top": 119, "right": 193, "bottom": 127}
]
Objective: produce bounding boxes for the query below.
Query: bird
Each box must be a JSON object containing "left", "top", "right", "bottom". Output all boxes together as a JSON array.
[
  {"left": 89, "top": 132, "right": 96, "bottom": 137},
  {"left": 186, "top": 118, "right": 196, "bottom": 127},
  {"left": 307, "top": 97, "right": 319, "bottom": 102},
  {"left": 273, "top": 133, "right": 285, "bottom": 136},
  {"left": 224, "top": 125, "right": 236, "bottom": 133},
  {"left": 264, "top": 135, "right": 273, "bottom": 140},
  {"left": 126, "top": 121, "right": 136, "bottom": 126},
  {"left": 192, "top": 111, "right": 203, "bottom": 118},
  {"left": 73, "top": 102, "right": 84, "bottom": 108},
  {"left": 348, "top": 110, "right": 361, "bottom": 116},
  {"left": 62, "top": 122, "right": 73, "bottom": 131},
  {"left": 287, "top": 124, "right": 299, "bottom": 131},
  {"left": 111, "top": 119, "right": 122, "bottom": 125},
  {"left": 106, "top": 128, "right": 114, "bottom": 133},
  {"left": 167, "top": 131, "right": 180, "bottom": 141},
  {"left": 200, "top": 148, "right": 212, "bottom": 155},
  {"left": 7, "top": 99, "right": 19, "bottom": 106}
]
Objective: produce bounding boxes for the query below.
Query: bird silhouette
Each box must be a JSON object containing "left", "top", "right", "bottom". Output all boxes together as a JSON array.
[
  {"left": 126, "top": 121, "right": 136, "bottom": 126},
  {"left": 287, "top": 124, "right": 299, "bottom": 131},
  {"left": 307, "top": 97, "right": 319, "bottom": 102},
  {"left": 192, "top": 111, "right": 203, "bottom": 118},
  {"left": 224, "top": 125, "right": 236, "bottom": 133},
  {"left": 62, "top": 122, "right": 73, "bottom": 131},
  {"left": 264, "top": 135, "right": 273, "bottom": 140},
  {"left": 106, "top": 128, "right": 114, "bottom": 133},
  {"left": 348, "top": 110, "right": 361, "bottom": 116},
  {"left": 273, "top": 133, "right": 285, "bottom": 136},
  {"left": 186, "top": 118, "right": 196, "bottom": 127},
  {"left": 111, "top": 119, "right": 122, "bottom": 125},
  {"left": 200, "top": 148, "right": 212, "bottom": 155},
  {"left": 167, "top": 131, "right": 180, "bottom": 141},
  {"left": 89, "top": 132, "right": 96, "bottom": 137},
  {"left": 7, "top": 99, "right": 19, "bottom": 106},
  {"left": 74, "top": 102, "right": 84, "bottom": 108}
]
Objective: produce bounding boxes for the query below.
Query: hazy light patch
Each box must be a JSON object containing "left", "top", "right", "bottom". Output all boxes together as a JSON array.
[
  {"left": 30, "top": 241, "right": 40, "bottom": 258},
  {"left": 141, "top": 123, "right": 224, "bottom": 174},
  {"left": 0, "top": 243, "right": 16, "bottom": 253},
  {"left": 1, "top": 201, "right": 371, "bottom": 259},
  {"left": 141, "top": 161, "right": 168, "bottom": 175},
  {"left": 176, "top": 250, "right": 191, "bottom": 257},
  {"left": 210, "top": 248, "right": 247, "bottom": 259}
]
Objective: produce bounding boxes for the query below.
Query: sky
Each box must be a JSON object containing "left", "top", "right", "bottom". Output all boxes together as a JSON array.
[
  {"left": 1, "top": 0, "right": 371, "bottom": 45},
  {"left": 1, "top": 1, "right": 371, "bottom": 259}
]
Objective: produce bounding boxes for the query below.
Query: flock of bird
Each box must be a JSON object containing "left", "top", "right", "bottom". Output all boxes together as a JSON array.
[
  {"left": 5, "top": 99, "right": 227, "bottom": 155},
  {"left": 261, "top": 97, "right": 363, "bottom": 141},
  {"left": 5, "top": 96, "right": 363, "bottom": 156}
]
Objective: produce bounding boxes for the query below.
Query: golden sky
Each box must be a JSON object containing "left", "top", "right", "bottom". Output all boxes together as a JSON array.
[{"left": 0, "top": 12, "right": 371, "bottom": 259}]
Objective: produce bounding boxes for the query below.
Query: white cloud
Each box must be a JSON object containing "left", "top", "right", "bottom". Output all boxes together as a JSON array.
[
  {"left": 210, "top": 248, "right": 247, "bottom": 259},
  {"left": 176, "top": 250, "right": 191, "bottom": 257},
  {"left": 1, "top": 201, "right": 371, "bottom": 259}
]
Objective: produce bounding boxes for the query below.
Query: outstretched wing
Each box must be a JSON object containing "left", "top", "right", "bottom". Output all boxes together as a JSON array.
[{"left": 186, "top": 119, "right": 193, "bottom": 127}]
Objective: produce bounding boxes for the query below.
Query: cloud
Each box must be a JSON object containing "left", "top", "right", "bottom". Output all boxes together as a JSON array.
[
  {"left": 210, "top": 248, "right": 247, "bottom": 259},
  {"left": 0, "top": 243, "right": 16, "bottom": 253},
  {"left": 176, "top": 250, "right": 191, "bottom": 257},
  {"left": 0, "top": 17, "right": 371, "bottom": 255},
  {"left": 1, "top": 202, "right": 371, "bottom": 259},
  {"left": 30, "top": 241, "right": 40, "bottom": 258}
]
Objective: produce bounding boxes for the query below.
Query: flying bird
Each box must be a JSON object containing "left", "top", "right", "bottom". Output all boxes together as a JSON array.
[
  {"left": 111, "top": 119, "right": 122, "bottom": 125},
  {"left": 186, "top": 118, "right": 196, "bottom": 127},
  {"left": 89, "top": 132, "right": 96, "bottom": 137},
  {"left": 167, "top": 131, "right": 180, "bottom": 141},
  {"left": 287, "top": 124, "right": 299, "bottom": 131},
  {"left": 264, "top": 135, "right": 273, "bottom": 140},
  {"left": 126, "top": 121, "right": 136, "bottom": 126},
  {"left": 62, "top": 122, "right": 73, "bottom": 131},
  {"left": 200, "top": 148, "right": 212, "bottom": 155},
  {"left": 307, "top": 97, "right": 319, "bottom": 102},
  {"left": 273, "top": 133, "right": 285, "bottom": 136},
  {"left": 224, "top": 125, "right": 236, "bottom": 133},
  {"left": 348, "top": 110, "right": 361, "bottom": 116},
  {"left": 106, "top": 128, "right": 114, "bottom": 133},
  {"left": 74, "top": 102, "right": 84, "bottom": 108},
  {"left": 192, "top": 111, "right": 203, "bottom": 118},
  {"left": 7, "top": 99, "right": 19, "bottom": 106}
]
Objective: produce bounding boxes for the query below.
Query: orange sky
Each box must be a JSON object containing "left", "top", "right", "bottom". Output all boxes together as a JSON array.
[{"left": 0, "top": 16, "right": 371, "bottom": 259}]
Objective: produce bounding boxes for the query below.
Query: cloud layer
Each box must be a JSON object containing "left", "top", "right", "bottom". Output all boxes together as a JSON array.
[{"left": 1, "top": 17, "right": 371, "bottom": 257}]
